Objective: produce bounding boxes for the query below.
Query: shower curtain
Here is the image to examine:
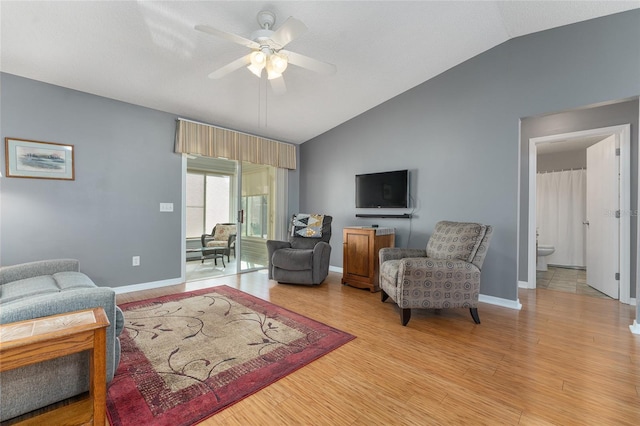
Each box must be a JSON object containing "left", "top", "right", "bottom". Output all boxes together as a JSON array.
[{"left": 536, "top": 169, "right": 586, "bottom": 268}]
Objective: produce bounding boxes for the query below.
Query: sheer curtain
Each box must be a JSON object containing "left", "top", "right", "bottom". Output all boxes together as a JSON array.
[{"left": 536, "top": 169, "right": 586, "bottom": 268}]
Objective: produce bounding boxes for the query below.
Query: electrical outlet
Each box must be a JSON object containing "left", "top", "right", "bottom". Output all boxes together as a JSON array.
[{"left": 132, "top": 256, "right": 140, "bottom": 266}]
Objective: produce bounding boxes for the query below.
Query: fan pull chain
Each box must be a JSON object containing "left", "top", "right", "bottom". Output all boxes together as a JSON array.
[
  {"left": 257, "top": 75, "right": 261, "bottom": 127},
  {"left": 258, "top": 77, "right": 268, "bottom": 128},
  {"left": 264, "top": 76, "right": 268, "bottom": 128},
  {"left": 258, "top": 74, "right": 268, "bottom": 128}
]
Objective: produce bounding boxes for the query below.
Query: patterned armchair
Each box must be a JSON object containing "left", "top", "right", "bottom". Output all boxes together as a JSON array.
[
  {"left": 266, "top": 214, "right": 332, "bottom": 285},
  {"left": 379, "top": 221, "right": 493, "bottom": 326},
  {"left": 201, "top": 223, "right": 237, "bottom": 264}
]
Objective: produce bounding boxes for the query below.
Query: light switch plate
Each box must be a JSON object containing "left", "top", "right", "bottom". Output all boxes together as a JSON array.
[{"left": 160, "top": 203, "right": 174, "bottom": 212}]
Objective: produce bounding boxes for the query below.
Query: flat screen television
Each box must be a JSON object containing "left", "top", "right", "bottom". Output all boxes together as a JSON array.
[{"left": 355, "top": 169, "right": 409, "bottom": 208}]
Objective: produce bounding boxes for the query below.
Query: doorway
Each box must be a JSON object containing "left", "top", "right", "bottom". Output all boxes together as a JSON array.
[
  {"left": 185, "top": 156, "right": 238, "bottom": 281},
  {"left": 527, "top": 124, "right": 631, "bottom": 302},
  {"left": 183, "top": 156, "right": 287, "bottom": 282}
]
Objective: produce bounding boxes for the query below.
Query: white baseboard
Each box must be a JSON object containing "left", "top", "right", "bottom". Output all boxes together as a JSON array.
[
  {"left": 479, "top": 293, "right": 522, "bottom": 310},
  {"left": 630, "top": 320, "right": 640, "bottom": 335},
  {"left": 518, "top": 280, "right": 530, "bottom": 289},
  {"left": 629, "top": 298, "right": 636, "bottom": 306},
  {"left": 114, "top": 270, "right": 518, "bottom": 312},
  {"left": 113, "top": 277, "right": 184, "bottom": 294}
]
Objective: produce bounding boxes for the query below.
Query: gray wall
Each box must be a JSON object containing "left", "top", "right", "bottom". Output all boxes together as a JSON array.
[
  {"left": 299, "top": 10, "right": 640, "bottom": 302},
  {"left": 0, "top": 73, "right": 183, "bottom": 287},
  {"left": 520, "top": 100, "right": 639, "bottom": 298},
  {"left": 0, "top": 73, "right": 302, "bottom": 288}
]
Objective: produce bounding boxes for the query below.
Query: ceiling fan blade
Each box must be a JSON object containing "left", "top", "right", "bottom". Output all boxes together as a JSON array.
[
  {"left": 282, "top": 50, "right": 337, "bottom": 75},
  {"left": 269, "top": 76, "right": 287, "bottom": 95},
  {"left": 195, "top": 24, "right": 259, "bottom": 49},
  {"left": 269, "top": 17, "right": 307, "bottom": 48},
  {"left": 208, "top": 54, "right": 252, "bottom": 79}
]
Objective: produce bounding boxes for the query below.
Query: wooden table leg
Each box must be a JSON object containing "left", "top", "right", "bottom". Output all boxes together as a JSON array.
[{"left": 91, "top": 326, "right": 107, "bottom": 426}]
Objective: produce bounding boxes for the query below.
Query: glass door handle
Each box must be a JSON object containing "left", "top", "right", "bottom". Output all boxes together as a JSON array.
[{"left": 238, "top": 210, "right": 244, "bottom": 224}]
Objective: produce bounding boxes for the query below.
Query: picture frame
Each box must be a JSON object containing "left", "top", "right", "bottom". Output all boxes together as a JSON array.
[{"left": 5, "top": 138, "right": 75, "bottom": 180}]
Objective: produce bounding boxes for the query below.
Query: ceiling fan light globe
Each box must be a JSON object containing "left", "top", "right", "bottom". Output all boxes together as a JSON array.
[
  {"left": 250, "top": 51, "right": 266, "bottom": 66},
  {"left": 247, "top": 64, "right": 264, "bottom": 78},
  {"left": 266, "top": 68, "right": 283, "bottom": 80},
  {"left": 248, "top": 51, "right": 267, "bottom": 77},
  {"left": 269, "top": 54, "right": 288, "bottom": 74}
]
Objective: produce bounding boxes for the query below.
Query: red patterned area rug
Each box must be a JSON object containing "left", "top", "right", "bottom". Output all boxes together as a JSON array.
[{"left": 106, "top": 285, "right": 355, "bottom": 426}]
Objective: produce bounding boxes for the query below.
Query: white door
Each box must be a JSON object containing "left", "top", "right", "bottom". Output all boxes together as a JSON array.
[{"left": 586, "top": 135, "right": 619, "bottom": 298}]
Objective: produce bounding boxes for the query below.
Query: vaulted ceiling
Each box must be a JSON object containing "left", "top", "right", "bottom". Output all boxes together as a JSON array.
[{"left": 2, "top": 1, "right": 638, "bottom": 144}]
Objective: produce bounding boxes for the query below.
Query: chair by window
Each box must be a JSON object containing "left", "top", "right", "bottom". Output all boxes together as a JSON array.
[
  {"left": 266, "top": 214, "right": 332, "bottom": 285},
  {"left": 379, "top": 221, "right": 493, "bottom": 326},
  {"left": 201, "top": 223, "right": 237, "bottom": 265}
]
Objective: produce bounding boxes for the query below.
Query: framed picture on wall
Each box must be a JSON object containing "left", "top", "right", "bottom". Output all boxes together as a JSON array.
[{"left": 4, "top": 138, "right": 75, "bottom": 180}]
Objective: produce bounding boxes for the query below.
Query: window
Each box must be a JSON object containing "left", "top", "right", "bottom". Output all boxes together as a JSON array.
[{"left": 186, "top": 172, "right": 231, "bottom": 238}]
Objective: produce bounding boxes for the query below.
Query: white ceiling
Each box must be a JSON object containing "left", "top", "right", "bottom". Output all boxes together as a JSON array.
[{"left": 2, "top": 1, "right": 638, "bottom": 144}]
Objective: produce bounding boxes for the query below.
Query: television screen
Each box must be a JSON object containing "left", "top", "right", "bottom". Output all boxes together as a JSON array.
[{"left": 356, "top": 170, "right": 409, "bottom": 208}]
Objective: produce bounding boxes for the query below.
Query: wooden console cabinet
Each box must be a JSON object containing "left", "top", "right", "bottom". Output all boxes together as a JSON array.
[{"left": 342, "top": 227, "right": 395, "bottom": 292}]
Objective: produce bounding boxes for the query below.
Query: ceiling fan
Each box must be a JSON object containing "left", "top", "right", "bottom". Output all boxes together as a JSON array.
[{"left": 195, "top": 10, "right": 336, "bottom": 94}]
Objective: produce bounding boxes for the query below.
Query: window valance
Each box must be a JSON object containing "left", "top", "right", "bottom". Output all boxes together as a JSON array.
[{"left": 174, "top": 119, "right": 296, "bottom": 170}]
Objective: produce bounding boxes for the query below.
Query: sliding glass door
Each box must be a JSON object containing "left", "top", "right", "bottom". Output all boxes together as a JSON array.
[
  {"left": 185, "top": 156, "right": 286, "bottom": 280},
  {"left": 237, "top": 162, "right": 277, "bottom": 273},
  {"left": 185, "top": 157, "right": 236, "bottom": 281}
]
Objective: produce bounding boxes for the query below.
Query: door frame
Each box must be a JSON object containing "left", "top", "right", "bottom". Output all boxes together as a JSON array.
[
  {"left": 181, "top": 155, "right": 238, "bottom": 281},
  {"left": 527, "top": 124, "right": 631, "bottom": 303},
  {"left": 180, "top": 155, "right": 289, "bottom": 279}
]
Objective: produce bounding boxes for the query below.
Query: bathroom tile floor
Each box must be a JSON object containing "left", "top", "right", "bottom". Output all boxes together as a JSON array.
[{"left": 536, "top": 266, "right": 612, "bottom": 299}]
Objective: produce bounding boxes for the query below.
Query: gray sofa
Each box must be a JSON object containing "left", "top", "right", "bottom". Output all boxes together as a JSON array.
[{"left": 0, "top": 259, "right": 124, "bottom": 421}]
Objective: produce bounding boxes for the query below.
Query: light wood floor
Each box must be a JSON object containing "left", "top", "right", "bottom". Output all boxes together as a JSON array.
[{"left": 116, "top": 271, "right": 640, "bottom": 425}]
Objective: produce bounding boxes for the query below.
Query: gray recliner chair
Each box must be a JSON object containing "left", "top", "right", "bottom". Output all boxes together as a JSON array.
[{"left": 266, "top": 214, "right": 332, "bottom": 285}]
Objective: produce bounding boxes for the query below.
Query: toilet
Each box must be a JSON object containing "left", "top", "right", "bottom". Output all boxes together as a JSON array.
[{"left": 536, "top": 244, "right": 555, "bottom": 271}]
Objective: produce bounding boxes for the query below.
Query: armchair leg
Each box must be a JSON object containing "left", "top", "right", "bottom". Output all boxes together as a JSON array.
[
  {"left": 381, "top": 290, "right": 389, "bottom": 302},
  {"left": 401, "top": 308, "right": 411, "bottom": 326},
  {"left": 470, "top": 308, "right": 481, "bottom": 324}
]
